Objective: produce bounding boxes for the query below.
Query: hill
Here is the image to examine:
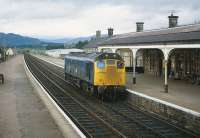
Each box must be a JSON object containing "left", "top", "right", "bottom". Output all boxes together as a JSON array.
[
  {"left": 0, "top": 33, "right": 42, "bottom": 47},
  {"left": 42, "top": 36, "right": 91, "bottom": 44},
  {"left": 0, "top": 32, "right": 94, "bottom": 48}
]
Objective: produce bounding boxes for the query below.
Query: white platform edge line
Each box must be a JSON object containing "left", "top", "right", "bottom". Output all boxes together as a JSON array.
[
  {"left": 24, "top": 57, "right": 86, "bottom": 138},
  {"left": 127, "top": 89, "right": 200, "bottom": 117},
  {"left": 33, "top": 55, "right": 200, "bottom": 117}
]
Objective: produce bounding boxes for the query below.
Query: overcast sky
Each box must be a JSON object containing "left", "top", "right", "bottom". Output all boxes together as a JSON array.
[{"left": 0, "top": 0, "right": 200, "bottom": 39}]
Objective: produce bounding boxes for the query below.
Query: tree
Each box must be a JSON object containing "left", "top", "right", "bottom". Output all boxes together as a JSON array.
[{"left": 75, "top": 40, "right": 88, "bottom": 49}]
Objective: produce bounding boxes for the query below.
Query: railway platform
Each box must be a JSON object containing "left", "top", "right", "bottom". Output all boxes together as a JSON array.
[
  {"left": 35, "top": 54, "right": 200, "bottom": 113},
  {"left": 126, "top": 73, "right": 200, "bottom": 112},
  {"left": 0, "top": 55, "right": 64, "bottom": 138},
  {"left": 36, "top": 54, "right": 64, "bottom": 67}
]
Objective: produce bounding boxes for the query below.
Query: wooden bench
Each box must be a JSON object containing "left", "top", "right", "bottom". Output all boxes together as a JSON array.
[{"left": 0, "top": 74, "right": 4, "bottom": 84}]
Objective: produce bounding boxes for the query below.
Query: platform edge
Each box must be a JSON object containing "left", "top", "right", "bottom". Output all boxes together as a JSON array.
[{"left": 23, "top": 56, "right": 85, "bottom": 138}]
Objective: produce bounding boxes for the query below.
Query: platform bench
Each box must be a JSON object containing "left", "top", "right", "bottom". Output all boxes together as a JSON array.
[{"left": 0, "top": 74, "right": 4, "bottom": 84}]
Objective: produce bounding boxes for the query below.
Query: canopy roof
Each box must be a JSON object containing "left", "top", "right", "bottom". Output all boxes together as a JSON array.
[
  {"left": 101, "top": 24, "right": 200, "bottom": 46},
  {"left": 84, "top": 24, "right": 200, "bottom": 49}
]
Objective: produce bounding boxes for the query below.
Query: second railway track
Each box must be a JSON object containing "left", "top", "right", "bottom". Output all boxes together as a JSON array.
[{"left": 24, "top": 54, "right": 199, "bottom": 138}]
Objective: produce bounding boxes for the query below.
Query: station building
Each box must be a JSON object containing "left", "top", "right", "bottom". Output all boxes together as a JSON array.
[
  {"left": 45, "top": 49, "right": 84, "bottom": 59},
  {"left": 6, "top": 48, "right": 16, "bottom": 56},
  {"left": 84, "top": 14, "right": 200, "bottom": 92}
]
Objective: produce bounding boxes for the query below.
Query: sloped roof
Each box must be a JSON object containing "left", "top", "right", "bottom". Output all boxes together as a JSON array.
[
  {"left": 84, "top": 37, "right": 109, "bottom": 48},
  {"left": 100, "top": 24, "right": 200, "bottom": 46}
]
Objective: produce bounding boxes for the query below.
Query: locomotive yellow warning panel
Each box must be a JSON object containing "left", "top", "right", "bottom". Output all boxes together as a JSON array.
[{"left": 94, "top": 59, "right": 126, "bottom": 86}]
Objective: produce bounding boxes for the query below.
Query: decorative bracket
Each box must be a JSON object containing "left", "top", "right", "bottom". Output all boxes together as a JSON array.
[
  {"left": 160, "top": 47, "right": 174, "bottom": 61},
  {"left": 131, "top": 48, "right": 139, "bottom": 58}
]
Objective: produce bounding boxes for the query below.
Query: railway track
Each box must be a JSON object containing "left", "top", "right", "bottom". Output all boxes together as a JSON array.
[
  {"left": 25, "top": 54, "right": 123, "bottom": 138},
  {"left": 25, "top": 54, "right": 199, "bottom": 138}
]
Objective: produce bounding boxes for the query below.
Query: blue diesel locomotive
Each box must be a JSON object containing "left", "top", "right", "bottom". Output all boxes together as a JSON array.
[{"left": 64, "top": 52, "right": 126, "bottom": 100}]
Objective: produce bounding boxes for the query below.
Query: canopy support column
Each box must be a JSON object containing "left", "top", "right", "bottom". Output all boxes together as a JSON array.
[
  {"left": 164, "top": 59, "right": 168, "bottom": 93},
  {"left": 111, "top": 48, "right": 117, "bottom": 53},
  {"left": 97, "top": 48, "right": 103, "bottom": 52},
  {"left": 160, "top": 47, "right": 173, "bottom": 93},
  {"left": 131, "top": 48, "right": 138, "bottom": 84}
]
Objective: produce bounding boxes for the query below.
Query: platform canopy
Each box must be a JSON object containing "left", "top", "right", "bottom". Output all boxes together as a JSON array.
[{"left": 86, "top": 23, "right": 200, "bottom": 93}]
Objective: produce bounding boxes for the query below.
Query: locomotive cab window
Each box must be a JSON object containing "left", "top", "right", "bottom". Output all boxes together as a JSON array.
[
  {"left": 107, "top": 60, "right": 115, "bottom": 65},
  {"left": 97, "top": 60, "right": 105, "bottom": 69}
]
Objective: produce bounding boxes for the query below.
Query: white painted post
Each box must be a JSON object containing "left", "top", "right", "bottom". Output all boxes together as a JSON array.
[
  {"left": 132, "top": 49, "right": 138, "bottom": 84},
  {"left": 164, "top": 59, "right": 168, "bottom": 93},
  {"left": 97, "top": 48, "right": 103, "bottom": 52},
  {"left": 160, "top": 47, "right": 173, "bottom": 93},
  {"left": 111, "top": 48, "right": 117, "bottom": 53}
]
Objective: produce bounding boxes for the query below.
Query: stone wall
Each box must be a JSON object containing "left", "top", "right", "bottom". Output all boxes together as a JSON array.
[{"left": 128, "top": 92, "right": 200, "bottom": 135}]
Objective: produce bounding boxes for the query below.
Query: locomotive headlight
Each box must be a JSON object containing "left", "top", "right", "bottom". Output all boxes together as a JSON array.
[
  {"left": 117, "top": 61, "right": 124, "bottom": 69},
  {"left": 97, "top": 60, "right": 105, "bottom": 69}
]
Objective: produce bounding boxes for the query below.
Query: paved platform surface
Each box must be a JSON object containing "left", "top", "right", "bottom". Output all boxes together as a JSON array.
[
  {"left": 0, "top": 55, "right": 64, "bottom": 138},
  {"left": 35, "top": 54, "right": 200, "bottom": 113},
  {"left": 126, "top": 73, "right": 200, "bottom": 112},
  {"left": 36, "top": 54, "right": 64, "bottom": 67}
]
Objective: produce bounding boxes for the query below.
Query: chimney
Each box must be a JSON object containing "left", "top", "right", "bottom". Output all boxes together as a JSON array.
[
  {"left": 168, "top": 13, "right": 178, "bottom": 28},
  {"left": 108, "top": 28, "right": 113, "bottom": 37},
  {"left": 96, "top": 30, "right": 101, "bottom": 39},
  {"left": 136, "top": 22, "right": 144, "bottom": 32}
]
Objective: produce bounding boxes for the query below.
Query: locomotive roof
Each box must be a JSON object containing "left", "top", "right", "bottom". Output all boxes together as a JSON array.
[{"left": 65, "top": 52, "right": 122, "bottom": 62}]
